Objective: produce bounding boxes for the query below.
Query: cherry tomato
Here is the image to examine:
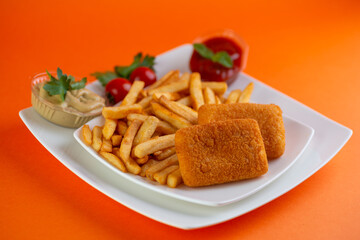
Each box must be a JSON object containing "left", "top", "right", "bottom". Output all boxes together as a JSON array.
[
  {"left": 105, "top": 78, "right": 132, "bottom": 104},
  {"left": 129, "top": 66, "right": 157, "bottom": 87},
  {"left": 190, "top": 37, "right": 242, "bottom": 84}
]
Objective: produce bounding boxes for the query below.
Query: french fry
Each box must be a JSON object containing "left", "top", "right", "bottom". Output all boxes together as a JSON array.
[
  {"left": 189, "top": 72, "right": 204, "bottom": 110},
  {"left": 167, "top": 169, "right": 183, "bottom": 188},
  {"left": 152, "top": 92, "right": 181, "bottom": 101},
  {"left": 142, "top": 106, "right": 153, "bottom": 115},
  {"left": 179, "top": 72, "right": 190, "bottom": 81},
  {"left": 137, "top": 95, "right": 152, "bottom": 108},
  {"left": 119, "top": 119, "right": 142, "bottom": 162},
  {"left": 99, "top": 151, "right": 127, "bottom": 172},
  {"left": 238, "top": 82, "right": 254, "bottom": 103},
  {"left": 100, "top": 137, "right": 112, "bottom": 152},
  {"left": 146, "top": 154, "right": 178, "bottom": 180},
  {"left": 151, "top": 102, "right": 192, "bottom": 129},
  {"left": 158, "top": 96, "right": 198, "bottom": 124},
  {"left": 151, "top": 131, "right": 162, "bottom": 138},
  {"left": 148, "top": 78, "right": 189, "bottom": 95},
  {"left": 126, "top": 113, "right": 148, "bottom": 121},
  {"left": 121, "top": 80, "right": 145, "bottom": 106},
  {"left": 140, "top": 159, "right": 160, "bottom": 177},
  {"left": 91, "top": 126, "right": 103, "bottom": 152},
  {"left": 113, "top": 149, "right": 141, "bottom": 174},
  {"left": 219, "top": 95, "right": 226, "bottom": 103},
  {"left": 156, "top": 146, "right": 176, "bottom": 160},
  {"left": 127, "top": 113, "right": 176, "bottom": 134},
  {"left": 139, "top": 89, "right": 147, "bottom": 98},
  {"left": 146, "top": 70, "right": 178, "bottom": 90},
  {"left": 225, "top": 89, "right": 242, "bottom": 104},
  {"left": 127, "top": 113, "right": 149, "bottom": 122},
  {"left": 136, "top": 92, "right": 145, "bottom": 101},
  {"left": 102, "top": 118, "right": 117, "bottom": 140},
  {"left": 117, "top": 120, "right": 128, "bottom": 136},
  {"left": 81, "top": 125, "right": 92, "bottom": 145},
  {"left": 201, "top": 81, "right": 228, "bottom": 95},
  {"left": 203, "top": 87, "right": 216, "bottom": 104},
  {"left": 149, "top": 135, "right": 159, "bottom": 141},
  {"left": 125, "top": 157, "right": 142, "bottom": 174},
  {"left": 112, "top": 147, "right": 119, "bottom": 155},
  {"left": 215, "top": 95, "right": 222, "bottom": 104},
  {"left": 102, "top": 104, "right": 142, "bottom": 119},
  {"left": 135, "top": 155, "right": 149, "bottom": 165},
  {"left": 178, "top": 88, "right": 190, "bottom": 97},
  {"left": 132, "top": 134, "right": 175, "bottom": 158},
  {"left": 133, "top": 116, "right": 159, "bottom": 146},
  {"left": 176, "top": 96, "right": 192, "bottom": 106},
  {"left": 111, "top": 135, "right": 122, "bottom": 146},
  {"left": 153, "top": 150, "right": 163, "bottom": 156},
  {"left": 158, "top": 70, "right": 180, "bottom": 86},
  {"left": 154, "top": 165, "right": 179, "bottom": 185}
]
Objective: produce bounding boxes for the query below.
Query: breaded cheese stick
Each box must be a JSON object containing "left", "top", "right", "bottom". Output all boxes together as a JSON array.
[
  {"left": 175, "top": 119, "right": 268, "bottom": 187},
  {"left": 198, "top": 103, "right": 285, "bottom": 159}
]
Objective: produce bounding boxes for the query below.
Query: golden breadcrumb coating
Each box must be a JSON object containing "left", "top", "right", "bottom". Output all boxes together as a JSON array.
[
  {"left": 198, "top": 103, "right": 285, "bottom": 159},
  {"left": 175, "top": 119, "right": 268, "bottom": 187}
]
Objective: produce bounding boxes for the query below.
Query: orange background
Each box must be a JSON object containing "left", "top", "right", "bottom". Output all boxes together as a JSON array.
[{"left": 1, "top": 0, "right": 360, "bottom": 239}]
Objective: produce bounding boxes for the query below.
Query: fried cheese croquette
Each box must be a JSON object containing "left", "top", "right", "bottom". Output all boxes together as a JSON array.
[
  {"left": 175, "top": 119, "right": 268, "bottom": 187},
  {"left": 198, "top": 103, "right": 285, "bottom": 159}
]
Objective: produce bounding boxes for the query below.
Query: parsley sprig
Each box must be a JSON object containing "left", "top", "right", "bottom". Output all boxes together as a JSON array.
[
  {"left": 193, "top": 43, "right": 233, "bottom": 68},
  {"left": 91, "top": 52, "right": 156, "bottom": 86},
  {"left": 43, "top": 68, "right": 87, "bottom": 102}
]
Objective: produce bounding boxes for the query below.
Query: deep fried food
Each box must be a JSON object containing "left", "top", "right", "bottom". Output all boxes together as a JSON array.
[
  {"left": 100, "top": 151, "right": 127, "bottom": 172},
  {"left": 238, "top": 82, "right": 254, "bottom": 103},
  {"left": 175, "top": 119, "right": 268, "bottom": 187},
  {"left": 102, "top": 118, "right": 117, "bottom": 140},
  {"left": 158, "top": 96, "right": 198, "bottom": 124},
  {"left": 127, "top": 113, "right": 176, "bottom": 134},
  {"left": 151, "top": 102, "right": 192, "bottom": 129},
  {"left": 154, "top": 165, "right": 179, "bottom": 185},
  {"left": 133, "top": 116, "right": 159, "bottom": 146},
  {"left": 189, "top": 72, "right": 204, "bottom": 110},
  {"left": 121, "top": 80, "right": 145, "bottom": 106},
  {"left": 119, "top": 119, "right": 142, "bottom": 161},
  {"left": 167, "top": 169, "right": 183, "bottom": 188},
  {"left": 102, "top": 104, "right": 142, "bottom": 119},
  {"left": 91, "top": 126, "right": 103, "bottom": 152},
  {"left": 132, "top": 133, "right": 175, "bottom": 158},
  {"left": 117, "top": 120, "right": 128, "bottom": 135},
  {"left": 100, "top": 137, "right": 112, "bottom": 152},
  {"left": 201, "top": 81, "right": 227, "bottom": 95},
  {"left": 111, "top": 135, "right": 122, "bottom": 146},
  {"left": 156, "top": 146, "right": 176, "bottom": 160},
  {"left": 145, "top": 154, "right": 178, "bottom": 180},
  {"left": 203, "top": 87, "right": 216, "bottom": 104},
  {"left": 198, "top": 103, "right": 285, "bottom": 159},
  {"left": 225, "top": 89, "right": 241, "bottom": 104},
  {"left": 81, "top": 125, "right": 92, "bottom": 145}
]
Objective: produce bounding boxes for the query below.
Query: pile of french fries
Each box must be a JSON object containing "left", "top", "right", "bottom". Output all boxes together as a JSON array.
[{"left": 81, "top": 70, "right": 254, "bottom": 188}]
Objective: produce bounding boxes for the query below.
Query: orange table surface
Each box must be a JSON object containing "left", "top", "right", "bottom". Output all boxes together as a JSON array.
[{"left": 1, "top": 0, "right": 359, "bottom": 239}]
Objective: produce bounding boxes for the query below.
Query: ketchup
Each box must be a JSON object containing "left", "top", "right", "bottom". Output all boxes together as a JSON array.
[{"left": 190, "top": 37, "right": 243, "bottom": 84}]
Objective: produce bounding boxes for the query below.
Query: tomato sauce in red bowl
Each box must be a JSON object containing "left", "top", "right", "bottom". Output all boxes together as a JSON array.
[{"left": 190, "top": 29, "right": 249, "bottom": 84}]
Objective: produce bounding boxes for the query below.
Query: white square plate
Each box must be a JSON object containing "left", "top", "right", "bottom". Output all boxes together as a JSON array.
[
  {"left": 73, "top": 108, "right": 314, "bottom": 206},
  {"left": 19, "top": 44, "right": 352, "bottom": 229}
]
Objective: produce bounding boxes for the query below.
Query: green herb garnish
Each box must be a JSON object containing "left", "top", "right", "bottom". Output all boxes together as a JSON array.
[
  {"left": 193, "top": 43, "right": 233, "bottom": 68},
  {"left": 91, "top": 52, "right": 156, "bottom": 86},
  {"left": 43, "top": 67, "right": 87, "bottom": 102},
  {"left": 91, "top": 71, "right": 118, "bottom": 87}
]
